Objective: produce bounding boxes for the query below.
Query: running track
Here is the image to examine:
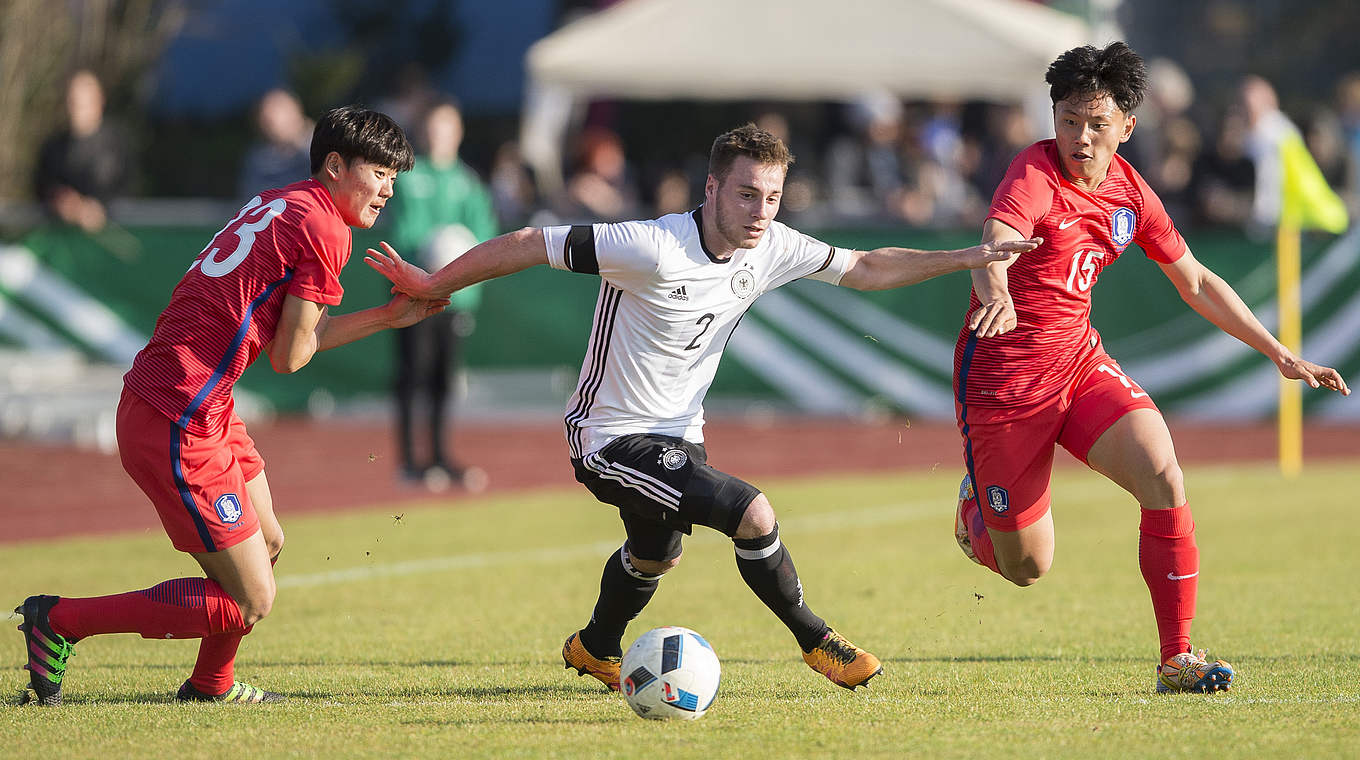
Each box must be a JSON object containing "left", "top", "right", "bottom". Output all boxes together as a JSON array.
[{"left": 2, "top": 418, "right": 1357, "bottom": 544}]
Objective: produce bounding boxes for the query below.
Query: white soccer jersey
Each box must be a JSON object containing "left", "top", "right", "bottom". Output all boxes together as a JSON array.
[{"left": 544, "top": 207, "right": 852, "bottom": 458}]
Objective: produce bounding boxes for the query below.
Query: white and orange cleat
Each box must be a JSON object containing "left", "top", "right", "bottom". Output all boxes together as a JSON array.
[{"left": 1156, "top": 649, "right": 1234, "bottom": 693}]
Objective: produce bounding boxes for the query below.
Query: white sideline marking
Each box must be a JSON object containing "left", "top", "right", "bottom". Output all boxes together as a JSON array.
[
  {"left": 1128, "top": 696, "right": 1360, "bottom": 705},
  {"left": 276, "top": 541, "right": 619, "bottom": 589},
  {"left": 277, "top": 499, "right": 943, "bottom": 590}
]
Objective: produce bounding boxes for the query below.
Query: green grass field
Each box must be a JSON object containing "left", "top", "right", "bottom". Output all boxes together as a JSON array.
[{"left": 3, "top": 464, "right": 1359, "bottom": 758}]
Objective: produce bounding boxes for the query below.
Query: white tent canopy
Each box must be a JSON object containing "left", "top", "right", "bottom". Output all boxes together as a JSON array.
[
  {"left": 521, "top": 0, "right": 1092, "bottom": 189},
  {"left": 528, "top": 0, "right": 1090, "bottom": 101}
]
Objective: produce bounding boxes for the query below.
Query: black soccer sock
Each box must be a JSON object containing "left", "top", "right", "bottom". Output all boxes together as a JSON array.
[
  {"left": 579, "top": 545, "right": 663, "bottom": 658},
  {"left": 734, "top": 524, "right": 829, "bottom": 652}
]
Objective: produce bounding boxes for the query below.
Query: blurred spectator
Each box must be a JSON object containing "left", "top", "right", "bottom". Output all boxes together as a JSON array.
[
  {"left": 374, "top": 63, "right": 438, "bottom": 135},
  {"left": 825, "top": 91, "right": 909, "bottom": 218},
  {"left": 652, "top": 169, "right": 692, "bottom": 216},
  {"left": 754, "top": 111, "right": 792, "bottom": 149},
  {"left": 489, "top": 140, "right": 539, "bottom": 228},
  {"left": 1240, "top": 75, "right": 1292, "bottom": 232},
  {"left": 1190, "top": 109, "right": 1256, "bottom": 226},
  {"left": 1128, "top": 58, "right": 1202, "bottom": 219},
  {"left": 238, "top": 88, "right": 312, "bottom": 198},
  {"left": 1301, "top": 107, "right": 1347, "bottom": 189},
  {"left": 559, "top": 127, "right": 641, "bottom": 221},
  {"left": 972, "top": 103, "right": 1036, "bottom": 198},
  {"left": 34, "top": 69, "right": 129, "bottom": 233},
  {"left": 921, "top": 101, "right": 964, "bottom": 169},
  {"left": 385, "top": 100, "right": 496, "bottom": 492},
  {"left": 915, "top": 100, "right": 983, "bottom": 226},
  {"left": 755, "top": 110, "right": 815, "bottom": 215},
  {"left": 1156, "top": 117, "right": 1203, "bottom": 220},
  {"left": 1124, "top": 59, "right": 1194, "bottom": 166},
  {"left": 825, "top": 94, "right": 985, "bottom": 225},
  {"left": 1339, "top": 72, "right": 1360, "bottom": 214}
]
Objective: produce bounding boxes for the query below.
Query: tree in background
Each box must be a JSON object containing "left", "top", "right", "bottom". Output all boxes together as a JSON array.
[{"left": 0, "top": 0, "right": 184, "bottom": 203}]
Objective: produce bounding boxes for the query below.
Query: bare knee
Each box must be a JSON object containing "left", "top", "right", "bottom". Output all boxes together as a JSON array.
[
  {"left": 265, "top": 533, "right": 285, "bottom": 563},
  {"left": 238, "top": 596, "right": 274, "bottom": 626},
  {"left": 235, "top": 586, "right": 276, "bottom": 626},
  {"left": 629, "top": 551, "right": 682, "bottom": 576},
  {"left": 997, "top": 553, "right": 1051, "bottom": 587},
  {"left": 733, "top": 494, "right": 775, "bottom": 539},
  {"left": 1158, "top": 461, "right": 1185, "bottom": 503},
  {"left": 1137, "top": 460, "right": 1185, "bottom": 508}
]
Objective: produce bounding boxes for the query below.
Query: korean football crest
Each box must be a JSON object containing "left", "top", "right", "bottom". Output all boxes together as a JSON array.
[
  {"left": 985, "top": 485, "right": 1009, "bottom": 515},
  {"left": 214, "top": 493, "right": 243, "bottom": 524},
  {"left": 1110, "top": 207, "right": 1135, "bottom": 247}
]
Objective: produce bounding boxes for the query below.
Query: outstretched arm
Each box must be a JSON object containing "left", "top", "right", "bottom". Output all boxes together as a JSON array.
[
  {"left": 1159, "top": 250, "right": 1349, "bottom": 395},
  {"left": 837, "top": 230, "right": 1039, "bottom": 292},
  {"left": 963, "top": 218, "right": 1029, "bottom": 337},
  {"left": 365, "top": 227, "right": 550, "bottom": 301},
  {"left": 266, "top": 293, "right": 448, "bottom": 374}
]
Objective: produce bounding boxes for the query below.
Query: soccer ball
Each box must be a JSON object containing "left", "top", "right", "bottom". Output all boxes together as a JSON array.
[{"left": 620, "top": 626, "right": 721, "bottom": 720}]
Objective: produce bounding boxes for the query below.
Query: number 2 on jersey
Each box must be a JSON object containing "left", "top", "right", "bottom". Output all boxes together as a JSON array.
[
  {"left": 684, "top": 313, "right": 716, "bottom": 350},
  {"left": 191, "top": 195, "right": 288, "bottom": 277}
]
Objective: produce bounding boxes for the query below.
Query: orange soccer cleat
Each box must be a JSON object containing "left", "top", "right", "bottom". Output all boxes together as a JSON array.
[
  {"left": 562, "top": 630, "right": 621, "bottom": 691},
  {"left": 802, "top": 629, "right": 882, "bottom": 690}
]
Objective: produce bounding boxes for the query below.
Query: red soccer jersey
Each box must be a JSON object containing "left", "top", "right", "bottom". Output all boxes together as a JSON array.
[
  {"left": 125, "top": 179, "right": 350, "bottom": 435},
  {"left": 953, "top": 140, "right": 1187, "bottom": 410}
]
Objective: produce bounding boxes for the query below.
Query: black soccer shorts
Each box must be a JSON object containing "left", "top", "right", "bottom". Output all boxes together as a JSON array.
[{"left": 571, "top": 433, "right": 761, "bottom": 561}]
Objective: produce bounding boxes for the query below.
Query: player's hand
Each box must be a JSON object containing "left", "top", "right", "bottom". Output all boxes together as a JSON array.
[
  {"left": 960, "top": 237, "right": 1042, "bottom": 269},
  {"left": 968, "top": 298, "right": 1018, "bottom": 338},
  {"left": 1278, "top": 354, "right": 1351, "bottom": 395},
  {"left": 364, "top": 242, "right": 442, "bottom": 300},
  {"left": 384, "top": 292, "right": 451, "bottom": 329}
]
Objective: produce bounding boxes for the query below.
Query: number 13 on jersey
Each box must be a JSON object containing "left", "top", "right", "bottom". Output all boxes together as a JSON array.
[{"left": 190, "top": 195, "right": 288, "bottom": 277}]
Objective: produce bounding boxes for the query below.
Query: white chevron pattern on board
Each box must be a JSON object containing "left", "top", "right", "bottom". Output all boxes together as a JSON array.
[
  {"left": 723, "top": 229, "right": 1360, "bottom": 420},
  {"left": 0, "top": 245, "right": 147, "bottom": 364}
]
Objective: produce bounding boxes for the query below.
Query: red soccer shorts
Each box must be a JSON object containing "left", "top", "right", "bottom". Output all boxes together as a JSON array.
[
  {"left": 116, "top": 387, "right": 263, "bottom": 553},
  {"left": 956, "top": 352, "right": 1160, "bottom": 532}
]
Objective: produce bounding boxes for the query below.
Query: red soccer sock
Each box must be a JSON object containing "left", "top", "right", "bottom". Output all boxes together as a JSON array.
[
  {"left": 189, "top": 552, "right": 277, "bottom": 694},
  {"left": 1139, "top": 504, "right": 1199, "bottom": 663},
  {"left": 47, "top": 578, "right": 246, "bottom": 641},
  {"left": 961, "top": 493, "right": 1001, "bottom": 574},
  {"left": 189, "top": 625, "right": 253, "bottom": 695}
]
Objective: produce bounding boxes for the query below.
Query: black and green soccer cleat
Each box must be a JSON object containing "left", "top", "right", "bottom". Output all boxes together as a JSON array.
[
  {"left": 16, "top": 595, "right": 75, "bottom": 706},
  {"left": 176, "top": 679, "right": 284, "bottom": 703}
]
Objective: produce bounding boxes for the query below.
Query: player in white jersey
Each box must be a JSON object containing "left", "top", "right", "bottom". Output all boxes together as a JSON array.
[
  {"left": 367, "top": 124, "right": 1039, "bottom": 691},
  {"left": 545, "top": 209, "right": 846, "bottom": 460}
]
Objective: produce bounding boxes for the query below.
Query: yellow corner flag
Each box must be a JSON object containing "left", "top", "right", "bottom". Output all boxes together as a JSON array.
[
  {"left": 1279, "top": 130, "right": 1348, "bottom": 233},
  {"left": 1276, "top": 129, "right": 1347, "bottom": 477}
]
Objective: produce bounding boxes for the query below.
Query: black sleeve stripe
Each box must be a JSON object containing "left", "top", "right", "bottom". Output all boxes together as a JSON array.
[
  {"left": 814, "top": 246, "right": 836, "bottom": 274},
  {"left": 565, "top": 225, "right": 599, "bottom": 275}
]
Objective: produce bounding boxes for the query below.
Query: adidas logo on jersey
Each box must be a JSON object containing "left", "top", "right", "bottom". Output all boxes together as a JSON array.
[{"left": 667, "top": 286, "right": 689, "bottom": 301}]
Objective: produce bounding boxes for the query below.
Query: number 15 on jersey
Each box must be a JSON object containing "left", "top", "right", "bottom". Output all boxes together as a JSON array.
[{"left": 1065, "top": 249, "right": 1105, "bottom": 293}]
